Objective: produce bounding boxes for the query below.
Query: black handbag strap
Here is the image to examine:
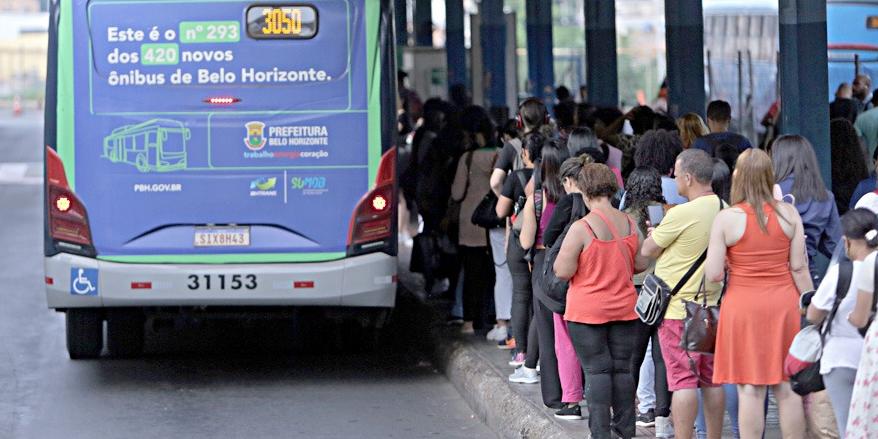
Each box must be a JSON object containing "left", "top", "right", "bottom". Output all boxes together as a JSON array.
[
  {"left": 671, "top": 195, "right": 723, "bottom": 297},
  {"left": 451, "top": 151, "right": 474, "bottom": 203},
  {"left": 821, "top": 259, "right": 853, "bottom": 340}
]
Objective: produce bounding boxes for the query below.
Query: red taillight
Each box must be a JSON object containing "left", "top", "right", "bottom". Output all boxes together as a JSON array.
[
  {"left": 203, "top": 96, "right": 240, "bottom": 105},
  {"left": 46, "top": 147, "right": 94, "bottom": 251},
  {"left": 347, "top": 147, "right": 396, "bottom": 251}
]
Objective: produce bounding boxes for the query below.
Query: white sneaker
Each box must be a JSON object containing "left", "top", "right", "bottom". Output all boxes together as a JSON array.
[
  {"left": 655, "top": 416, "right": 674, "bottom": 438},
  {"left": 508, "top": 366, "right": 540, "bottom": 384},
  {"left": 486, "top": 325, "right": 507, "bottom": 342}
]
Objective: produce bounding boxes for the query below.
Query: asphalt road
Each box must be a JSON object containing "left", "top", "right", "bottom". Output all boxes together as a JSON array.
[{"left": 0, "top": 114, "right": 494, "bottom": 439}]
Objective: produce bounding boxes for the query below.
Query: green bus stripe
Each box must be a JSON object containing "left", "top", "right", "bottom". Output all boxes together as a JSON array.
[
  {"left": 365, "top": 0, "right": 380, "bottom": 184},
  {"left": 58, "top": 0, "right": 76, "bottom": 189},
  {"left": 99, "top": 252, "right": 346, "bottom": 264}
]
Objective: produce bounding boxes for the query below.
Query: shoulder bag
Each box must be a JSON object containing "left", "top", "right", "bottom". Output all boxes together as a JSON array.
[
  {"left": 787, "top": 260, "right": 854, "bottom": 396},
  {"left": 678, "top": 196, "right": 728, "bottom": 353},
  {"left": 540, "top": 195, "right": 588, "bottom": 314},
  {"left": 636, "top": 197, "right": 722, "bottom": 326}
]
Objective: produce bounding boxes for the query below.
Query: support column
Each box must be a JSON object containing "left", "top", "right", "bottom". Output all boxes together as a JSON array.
[
  {"left": 394, "top": 0, "right": 407, "bottom": 66},
  {"left": 446, "top": 0, "right": 467, "bottom": 92},
  {"left": 665, "top": 0, "right": 705, "bottom": 117},
  {"left": 414, "top": 0, "right": 432, "bottom": 47},
  {"left": 526, "top": 0, "right": 554, "bottom": 104},
  {"left": 481, "top": 0, "right": 507, "bottom": 112},
  {"left": 584, "top": 0, "right": 618, "bottom": 107},
  {"left": 779, "top": 0, "right": 831, "bottom": 186}
]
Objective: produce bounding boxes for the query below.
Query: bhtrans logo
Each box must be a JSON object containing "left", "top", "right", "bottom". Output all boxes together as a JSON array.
[
  {"left": 249, "top": 177, "right": 278, "bottom": 197},
  {"left": 244, "top": 121, "right": 267, "bottom": 151}
]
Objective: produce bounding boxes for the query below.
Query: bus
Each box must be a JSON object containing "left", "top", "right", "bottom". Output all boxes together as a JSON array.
[
  {"left": 102, "top": 119, "right": 190, "bottom": 172},
  {"left": 43, "top": 0, "right": 399, "bottom": 358},
  {"left": 703, "top": 0, "right": 878, "bottom": 141}
]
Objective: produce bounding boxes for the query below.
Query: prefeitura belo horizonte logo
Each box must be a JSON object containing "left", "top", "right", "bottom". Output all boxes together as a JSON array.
[{"left": 244, "top": 121, "right": 267, "bottom": 151}]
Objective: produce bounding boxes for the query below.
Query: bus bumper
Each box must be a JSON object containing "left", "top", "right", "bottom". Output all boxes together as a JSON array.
[{"left": 44, "top": 252, "right": 397, "bottom": 309}]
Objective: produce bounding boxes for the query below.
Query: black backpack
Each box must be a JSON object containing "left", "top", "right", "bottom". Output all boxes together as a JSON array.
[{"left": 540, "top": 195, "right": 588, "bottom": 314}]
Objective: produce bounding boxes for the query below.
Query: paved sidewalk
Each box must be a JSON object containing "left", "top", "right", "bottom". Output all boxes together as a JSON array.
[{"left": 398, "top": 237, "right": 787, "bottom": 438}]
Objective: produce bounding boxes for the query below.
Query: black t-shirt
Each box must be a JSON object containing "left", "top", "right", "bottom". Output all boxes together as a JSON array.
[
  {"left": 494, "top": 142, "right": 519, "bottom": 172},
  {"left": 501, "top": 168, "right": 533, "bottom": 214},
  {"left": 543, "top": 193, "right": 587, "bottom": 249},
  {"left": 692, "top": 132, "right": 753, "bottom": 155}
]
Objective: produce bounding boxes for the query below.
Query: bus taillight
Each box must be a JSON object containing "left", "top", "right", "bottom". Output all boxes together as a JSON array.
[
  {"left": 347, "top": 147, "right": 396, "bottom": 256},
  {"left": 46, "top": 147, "right": 95, "bottom": 255}
]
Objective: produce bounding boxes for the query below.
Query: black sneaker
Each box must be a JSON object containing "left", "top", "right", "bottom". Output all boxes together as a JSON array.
[
  {"left": 554, "top": 404, "right": 583, "bottom": 420},
  {"left": 635, "top": 409, "right": 655, "bottom": 427}
]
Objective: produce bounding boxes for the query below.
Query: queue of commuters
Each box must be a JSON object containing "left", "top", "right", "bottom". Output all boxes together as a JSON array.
[{"left": 400, "top": 73, "right": 878, "bottom": 439}]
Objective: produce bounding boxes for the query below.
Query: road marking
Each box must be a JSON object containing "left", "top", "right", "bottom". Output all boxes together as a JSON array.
[{"left": 0, "top": 162, "right": 42, "bottom": 185}]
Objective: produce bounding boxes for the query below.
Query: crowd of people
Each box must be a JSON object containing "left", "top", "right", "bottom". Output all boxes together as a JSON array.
[{"left": 398, "top": 70, "right": 878, "bottom": 438}]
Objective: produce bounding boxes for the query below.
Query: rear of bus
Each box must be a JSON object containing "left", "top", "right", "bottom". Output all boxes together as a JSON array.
[{"left": 43, "top": 0, "right": 399, "bottom": 358}]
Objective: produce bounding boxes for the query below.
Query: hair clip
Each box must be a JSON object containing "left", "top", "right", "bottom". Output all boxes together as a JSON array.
[{"left": 866, "top": 229, "right": 878, "bottom": 241}]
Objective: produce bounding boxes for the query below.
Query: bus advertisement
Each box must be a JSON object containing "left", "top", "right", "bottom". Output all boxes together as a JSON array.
[{"left": 43, "top": 0, "right": 399, "bottom": 358}]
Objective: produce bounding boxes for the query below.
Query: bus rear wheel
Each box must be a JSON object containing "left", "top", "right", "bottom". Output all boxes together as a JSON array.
[
  {"left": 66, "top": 308, "right": 103, "bottom": 360},
  {"left": 106, "top": 308, "right": 145, "bottom": 358}
]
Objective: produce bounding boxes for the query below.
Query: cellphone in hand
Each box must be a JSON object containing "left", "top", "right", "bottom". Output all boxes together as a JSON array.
[{"left": 647, "top": 205, "right": 665, "bottom": 226}]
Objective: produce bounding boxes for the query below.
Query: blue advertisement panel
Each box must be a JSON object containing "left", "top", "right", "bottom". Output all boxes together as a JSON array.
[{"left": 70, "top": 0, "right": 369, "bottom": 258}]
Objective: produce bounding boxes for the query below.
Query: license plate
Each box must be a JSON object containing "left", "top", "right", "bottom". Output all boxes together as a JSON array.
[{"left": 194, "top": 226, "right": 250, "bottom": 247}]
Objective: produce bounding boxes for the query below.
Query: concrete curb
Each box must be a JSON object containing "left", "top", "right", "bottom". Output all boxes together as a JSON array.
[{"left": 409, "top": 295, "right": 576, "bottom": 439}]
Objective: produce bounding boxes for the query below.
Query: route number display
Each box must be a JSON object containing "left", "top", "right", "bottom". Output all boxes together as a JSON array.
[{"left": 246, "top": 5, "right": 318, "bottom": 39}]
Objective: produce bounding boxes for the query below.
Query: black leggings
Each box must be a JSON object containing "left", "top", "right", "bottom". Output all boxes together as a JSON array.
[
  {"left": 531, "top": 250, "right": 562, "bottom": 409},
  {"left": 631, "top": 319, "right": 672, "bottom": 417},
  {"left": 507, "top": 236, "right": 536, "bottom": 357},
  {"left": 568, "top": 320, "right": 638, "bottom": 439},
  {"left": 459, "top": 245, "right": 494, "bottom": 329}
]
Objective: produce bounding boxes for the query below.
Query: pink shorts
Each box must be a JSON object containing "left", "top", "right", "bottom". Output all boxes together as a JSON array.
[{"left": 658, "top": 319, "right": 720, "bottom": 391}]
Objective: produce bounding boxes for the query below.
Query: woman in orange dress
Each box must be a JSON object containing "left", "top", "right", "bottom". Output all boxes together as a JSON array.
[{"left": 705, "top": 147, "right": 812, "bottom": 439}]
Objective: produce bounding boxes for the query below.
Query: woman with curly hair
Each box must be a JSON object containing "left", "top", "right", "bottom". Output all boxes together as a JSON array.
[{"left": 622, "top": 167, "right": 671, "bottom": 430}]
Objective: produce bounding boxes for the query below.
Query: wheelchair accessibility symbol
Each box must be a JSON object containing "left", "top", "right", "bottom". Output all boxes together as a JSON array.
[{"left": 70, "top": 268, "right": 98, "bottom": 296}]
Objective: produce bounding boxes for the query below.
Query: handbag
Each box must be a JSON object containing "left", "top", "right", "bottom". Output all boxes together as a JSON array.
[
  {"left": 680, "top": 277, "right": 720, "bottom": 353},
  {"left": 443, "top": 151, "right": 473, "bottom": 244},
  {"left": 540, "top": 195, "right": 587, "bottom": 314},
  {"left": 472, "top": 192, "right": 504, "bottom": 228},
  {"left": 635, "top": 195, "right": 722, "bottom": 327},
  {"left": 786, "top": 259, "right": 853, "bottom": 396}
]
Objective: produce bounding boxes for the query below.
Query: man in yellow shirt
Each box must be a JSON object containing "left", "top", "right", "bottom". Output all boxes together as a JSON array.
[{"left": 642, "top": 149, "right": 725, "bottom": 439}]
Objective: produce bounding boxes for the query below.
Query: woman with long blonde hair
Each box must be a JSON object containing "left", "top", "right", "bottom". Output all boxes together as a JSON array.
[
  {"left": 677, "top": 113, "right": 709, "bottom": 150},
  {"left": 705, "top": 148, "right": 811, "bottom": 439}
]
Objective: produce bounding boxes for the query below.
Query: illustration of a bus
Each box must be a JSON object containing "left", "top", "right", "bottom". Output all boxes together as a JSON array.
[{"left": 102, "top": 119, "right": 190, "bottom": 172}]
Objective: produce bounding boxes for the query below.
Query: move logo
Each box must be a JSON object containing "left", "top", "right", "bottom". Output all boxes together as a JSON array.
[
  {"left": 291, "top": 176, "right": 329, "bottom": 196},
  {"left": 249, "top": 177, "right": 278, "bottom": 197},
  {"left": 244, "top": 121, "right": 267, "bottom": 151}
]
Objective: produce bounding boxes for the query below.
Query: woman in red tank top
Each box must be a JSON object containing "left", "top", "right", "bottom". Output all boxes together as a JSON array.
[{"left": 554, "top": 164, "right": 652, "bottom": 439}]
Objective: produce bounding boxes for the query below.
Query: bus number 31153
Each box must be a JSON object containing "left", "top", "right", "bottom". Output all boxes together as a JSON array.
[{"left": 187, "top": 274, "right": 258, "bottom": 290}]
